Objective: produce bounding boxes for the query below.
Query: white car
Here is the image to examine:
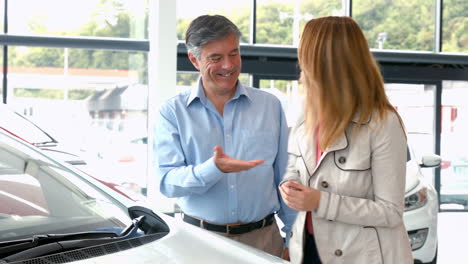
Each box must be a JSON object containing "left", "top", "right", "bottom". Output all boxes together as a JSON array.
[
  {"left": 404, "top": 146, "right": 441, "bottom": 264},
  {"left": 0, "top": 130, "right": 288, "bottom": 264}
]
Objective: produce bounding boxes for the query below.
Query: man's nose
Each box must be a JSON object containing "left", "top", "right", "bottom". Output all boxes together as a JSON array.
[{"left": 221, "top": 57, "right": 235, "bottom": 70}]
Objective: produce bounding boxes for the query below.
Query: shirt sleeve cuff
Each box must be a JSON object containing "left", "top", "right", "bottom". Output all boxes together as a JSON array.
[{"left": 193, "top": 157, "right": 227, "bottom": 183}]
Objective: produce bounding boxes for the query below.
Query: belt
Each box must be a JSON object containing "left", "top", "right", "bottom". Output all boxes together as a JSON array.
[{"left": 182, "top": 213, "right": 275, "bottom": 235}]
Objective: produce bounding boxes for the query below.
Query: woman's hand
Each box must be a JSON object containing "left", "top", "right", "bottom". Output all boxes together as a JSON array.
[{"left": 279, "top": 181, "right": 321, "bottom": 211}]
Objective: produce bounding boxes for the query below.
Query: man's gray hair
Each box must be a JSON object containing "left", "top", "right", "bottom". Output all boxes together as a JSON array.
[{"left": 185, "top": 15, "right": 241, "bottom": 60}]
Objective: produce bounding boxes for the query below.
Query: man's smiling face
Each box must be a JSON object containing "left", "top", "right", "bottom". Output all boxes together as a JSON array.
[{"left": 189, "top": 34, "right": 241, "bottom": 96}]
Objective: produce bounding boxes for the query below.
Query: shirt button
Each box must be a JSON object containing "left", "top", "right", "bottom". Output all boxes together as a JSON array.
[
  {"left": 321, "top": 181, "right": 329, "bottom": 188},
  {"left": 335, "top": 249, "right": 343, "bottom": 256},
  {"left": 231, "top": 211, "right": 235, "bottom": 215},
  {"left": 338, "top": 156, "right": 346, "bottom": 164}
]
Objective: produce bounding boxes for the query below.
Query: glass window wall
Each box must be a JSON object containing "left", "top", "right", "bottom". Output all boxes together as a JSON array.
[
  {"left": 8, "top": 0, "right": 148, "bottom": 39},
  {"left": 1, "top": 0, "right": 467, "bottom": 213},
  {"left": 7, "top": 46, "right": 148, "bottom": 200},
  {"left": 442, "top": 0, "right": 468, "bottom": 53},
  {"left": 385, "top": 83, "right": 436, "bottom": 186},
  {"left": 258, "top": 79, "right": 303, "bottom": 126},
  {"left": 176, "top": 0, "right": 251, "bottom": 43},
  {"left": 353, "top": 0, "right": 435, "bottom": 51},
  {"left": 0, "top": 0, "right": 4, "bottom": 33},
  {"left": 385, "top": 83, "right": 435, "bottom": 157},
  {"left": 256, "top": 0, "right": 342, "bottom": 46},
  {"left": 0, "top": 46, "right": 3, "bottom": 102},
  {"left": 440, "top": 81, "right": 468, "bottom": 210}
]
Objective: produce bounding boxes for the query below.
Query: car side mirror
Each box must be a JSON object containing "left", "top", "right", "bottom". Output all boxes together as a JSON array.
[
  {"left": 128, "top": 206, "right": 170, "bottom": 234},
  {"left": 420, "top": 154, "right": 442, "bottom": 168}
]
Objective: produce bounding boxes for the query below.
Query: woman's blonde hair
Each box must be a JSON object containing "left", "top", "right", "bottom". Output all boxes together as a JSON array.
[{"left": 298, "top": 16, "right": 401, "bottom": 150}]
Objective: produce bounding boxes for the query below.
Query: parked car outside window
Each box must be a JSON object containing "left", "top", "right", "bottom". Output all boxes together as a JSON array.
[{"left": 0, "top": 104, "right": 149, "bottom": 203}]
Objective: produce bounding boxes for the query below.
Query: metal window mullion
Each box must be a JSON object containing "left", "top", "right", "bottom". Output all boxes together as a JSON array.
[
  {"left": 344, "top": 0, "right": 352, "bottom": 17},
  {"left": 252, "top": 75, "right": 260, "bottom": 88},
  {"left": 2, "top": 0, "right": 7, "bottom": 104},
  {"left": 249, "top": 0, "right": 257, "bottom": 44},
  {"left": 3, "top": 0, "right": 7, "bottom": 34},
  {"left": 434, "top": 80, "right": 442, "bottom": 211},
  {"left": 0, "top": 34, "right": 149, "bottom": 52},
  {"left": 435, "top": 0, "right": 443, "bottom": 53}
]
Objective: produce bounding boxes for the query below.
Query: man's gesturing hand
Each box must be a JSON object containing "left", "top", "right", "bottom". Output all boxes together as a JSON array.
[{"left": 213, "top": 145, "right": 264, "bottom": 173}]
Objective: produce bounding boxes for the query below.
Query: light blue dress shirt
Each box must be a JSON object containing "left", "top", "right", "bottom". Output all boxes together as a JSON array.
[{"left": 154, "top": 81, "right": 297, "bottom": 245}]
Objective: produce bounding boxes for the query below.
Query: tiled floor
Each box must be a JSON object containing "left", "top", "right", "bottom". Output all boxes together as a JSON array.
[{"left": 437, "top": 212, "right": 468, "bottom": 263}]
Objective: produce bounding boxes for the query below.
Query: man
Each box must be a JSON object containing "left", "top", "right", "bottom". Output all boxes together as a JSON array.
[{"left": 154, "top": 14, "right": 296, "bottom": 258}]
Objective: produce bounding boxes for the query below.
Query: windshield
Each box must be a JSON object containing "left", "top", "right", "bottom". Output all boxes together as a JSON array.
[
  {"left": 0, "top": 131, "right": 132, "bottom": 243},
  {"left": 0, "top": 106, "right": 55, "bottom": 145}
]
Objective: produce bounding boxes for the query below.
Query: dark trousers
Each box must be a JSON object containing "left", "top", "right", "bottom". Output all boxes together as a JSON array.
[{"left": 303, "top": 233, "right": 321, "bottom": 264}]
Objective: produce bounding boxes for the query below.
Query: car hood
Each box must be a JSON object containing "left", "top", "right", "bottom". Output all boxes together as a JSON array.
[
  {"left": 71, "top": 214, "right": 288, "bottom": 264},
  {"left": 405, "top": 160, "right": 421, "bottom": 193}
]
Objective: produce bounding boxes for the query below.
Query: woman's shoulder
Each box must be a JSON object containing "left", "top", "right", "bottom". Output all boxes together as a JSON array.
[
  {"left": 369, "top": 109, "right": 402, "bottom": 127},
  {"left": 368, "top": 109, "right": 406, "bottom": 138},
  {"left": 288, "top": 111, "right": 305, "bottom": 137}
]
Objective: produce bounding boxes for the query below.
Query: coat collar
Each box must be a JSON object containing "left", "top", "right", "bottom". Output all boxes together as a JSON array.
[
  {"left": 295, "top": 123, "right": 348, "bottom": 177},
  {"left": 294, "top": 112, "right": 372, "bottom": 176}
]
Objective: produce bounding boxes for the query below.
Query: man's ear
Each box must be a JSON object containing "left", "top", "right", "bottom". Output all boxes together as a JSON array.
[{"left": 188, "top": 52, "right": 200, "bottom": 70}]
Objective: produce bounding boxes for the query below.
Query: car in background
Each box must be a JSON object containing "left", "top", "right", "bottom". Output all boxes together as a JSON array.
[
  {"left": 88, "top": 131, "right": 149, "bottom": 196},
  {"left": 0, "top": 129, "right": 288, "bottom": 264},
  {"left": 404, "top": 145, "right": 441, "bottom": 264},
  {"left": 0, "top": 103, "right": 87, "bottom": 166},
  {"left": 0, "top": 104, "right": 151, "bottom": 202}
]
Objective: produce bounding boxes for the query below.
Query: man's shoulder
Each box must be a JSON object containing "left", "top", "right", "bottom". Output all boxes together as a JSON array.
[
  {"left": 159, "top": 89, "right": 192, "bottom": 112},
  {"left": 244, "top": 86, "right": 281, "bottom": 103}
]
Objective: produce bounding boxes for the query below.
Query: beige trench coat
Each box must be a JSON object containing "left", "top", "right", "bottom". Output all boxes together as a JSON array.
[{"left": 283, "top": 111, "right": 413, "bottom": 264}]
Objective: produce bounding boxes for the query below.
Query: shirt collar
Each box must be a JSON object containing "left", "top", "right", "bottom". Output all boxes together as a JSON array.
[
  {"left": 234, "top": 82, "right": 250, "bottom": 101},
  {"left": 187, "top": 79, "right": 205, "bottom": 106},
  {"left": 186, "top": 79, "right": 251, "bottom": 107}
]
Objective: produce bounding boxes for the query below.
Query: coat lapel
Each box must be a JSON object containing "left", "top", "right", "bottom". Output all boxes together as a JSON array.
[
  {"left": 296, "top": 123, "right": 349, "bottom": 177},
  {"left": 294, "top": 112, "right": 371, "bottom": 178}
]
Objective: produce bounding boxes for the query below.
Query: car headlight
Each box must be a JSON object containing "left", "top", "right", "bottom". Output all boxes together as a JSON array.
[
  {"left": 408, "top": 228, "right": 429, "bottom": 250},
  {"left": 405, "top": 187, "right": 428, "bottom": 211}
]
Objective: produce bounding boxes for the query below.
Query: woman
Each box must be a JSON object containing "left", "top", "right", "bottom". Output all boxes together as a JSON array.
[{"left": 279, "top": 16, "right": 413, "bottom": 264}]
